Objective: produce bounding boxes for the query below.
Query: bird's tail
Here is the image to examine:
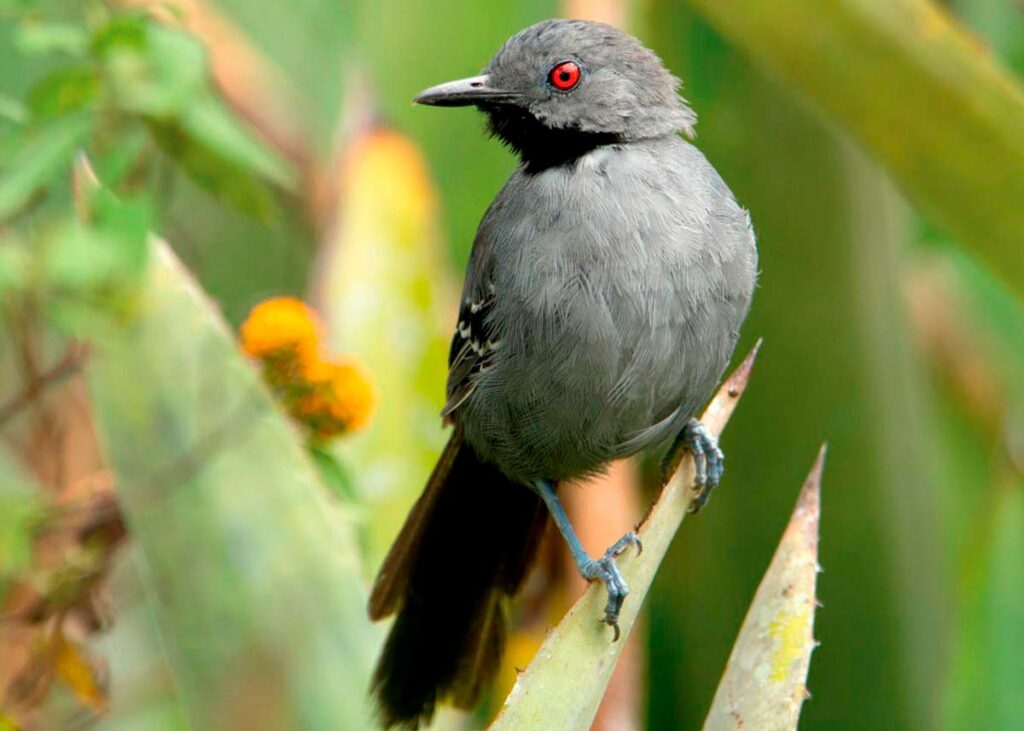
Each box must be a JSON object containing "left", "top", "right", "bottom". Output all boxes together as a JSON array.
[{"left": 368, "top": 429, "right": 548, "bottom": 729}]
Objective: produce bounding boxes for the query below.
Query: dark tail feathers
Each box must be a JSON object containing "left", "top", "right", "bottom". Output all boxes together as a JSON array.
[{"left": 368, "top": 430, "right": 548, "bottom": 729}]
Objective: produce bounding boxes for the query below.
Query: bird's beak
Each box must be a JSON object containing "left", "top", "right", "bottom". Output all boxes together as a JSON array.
[{"left": 413, "top": 74, "right": 521, "bottom": 107}]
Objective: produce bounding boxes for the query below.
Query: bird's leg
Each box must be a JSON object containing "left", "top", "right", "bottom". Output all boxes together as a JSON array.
[
  {"left": 533, "top": 479, "right": 642, "bottom": 640},
  {"left": 660, "top": 417, "right": 725, "bottom": 514}
]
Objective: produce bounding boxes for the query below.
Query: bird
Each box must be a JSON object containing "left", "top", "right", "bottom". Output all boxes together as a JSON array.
[{"left": 367, "top": 19, "right": 757, "bottom": 729}]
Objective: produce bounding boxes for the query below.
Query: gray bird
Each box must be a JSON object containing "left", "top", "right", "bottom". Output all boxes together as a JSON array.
[{"left": 368, "top": 19, "right": 757, "bottom": 729}]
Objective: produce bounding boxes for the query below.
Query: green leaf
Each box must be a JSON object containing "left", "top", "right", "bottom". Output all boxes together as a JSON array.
[
  {"left": 43, "top": 223, "right": 120, "bottom": 290},
  {"left": 89, "top": 12, "right": 148, "bottom": 57},
  {"left": 42, "top": 190, "right": 151, "bottom": 292},
  {"left": 0, "top": 92, "right": 27, "bottom": 125},
  {"left": 951, "top": 0, "right": 1024, "bottom": 73},
  {"left": 0, "top": 0, "right": 31, "bottom": 15},
  {"left": 946, "top": 482, "right": 1024, "bottom": 728},
  {"left": 0, "top": 112, "right": 93, "bottom": 222},
  {"left": 90, "top": 15, "right": 296, "bottom": 218},
  {"left": 27, "top": 65, "right": 100, "bottom": 119},
  {"left": 704, "top": 448, "right": 824, "bottom": 731},
  {"left": 14, "top": 19, "right": 88, "bottom": 57},
  {"left": 92, "top": 13, "right": 296, "bottom": 217},
  {"left": 181, "top": 98, "right": 296, "bottom": 190},
  {"left": 148, "top": 120, "right": 280, "bottom": 223},
  {"left": 308, "top": 445, "right": 358, "bottom": 503},
  {"left": 90, "top": 123, "right": 148, "bottom": 190},
  {"left": 688, "top": 0, "right": 1024, "bottom": 297},
  {"left": 96, "top": 19, "right": 206, "bottom": 120},
  {"left": 87, "top": 240, "right": 378, "bottom": 727}
]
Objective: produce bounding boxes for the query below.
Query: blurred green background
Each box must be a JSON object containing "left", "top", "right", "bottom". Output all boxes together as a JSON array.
[{"left": 1, "top": 0, "right": 1022, "bottom": 729}]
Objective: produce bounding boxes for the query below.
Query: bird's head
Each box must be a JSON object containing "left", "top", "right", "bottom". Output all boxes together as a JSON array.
[{"left": 414, "top": 19, "right": 696, "bottom": 170}]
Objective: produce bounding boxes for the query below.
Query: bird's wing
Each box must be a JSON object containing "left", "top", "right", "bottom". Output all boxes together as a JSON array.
[{"left": 441, "top": 280, "right": 497, "bottom": 423}]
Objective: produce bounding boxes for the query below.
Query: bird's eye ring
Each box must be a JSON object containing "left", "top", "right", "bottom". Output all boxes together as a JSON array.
[{"left": 548, "top": 60, "right": 581, "bottom": 91}]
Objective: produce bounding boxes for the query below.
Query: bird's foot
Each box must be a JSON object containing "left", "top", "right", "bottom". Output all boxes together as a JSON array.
[
  {"left": 579, "top": 532, "right": 642, "bottom": 641},
  {"left": 685, "top": 418, "right": 724, "bottom": 513},
  {"left": 662, "top": 418, "right": 724, "bottom": 514},
  {"left": 533, "top": 479, "right": 643, "bottom": 641}
]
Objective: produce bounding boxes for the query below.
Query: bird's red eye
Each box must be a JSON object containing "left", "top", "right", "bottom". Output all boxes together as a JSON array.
[{"left": 549, "top": 60, "right": 581, "bottom": 91}]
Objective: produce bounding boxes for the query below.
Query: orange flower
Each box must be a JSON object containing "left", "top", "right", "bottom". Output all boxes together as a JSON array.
[
  {"left": 240, "top": 297, "right": 376, "bottom": 441},
  {"left": 297, "top": 356, "right": 377, "bottom": 439},
  {"left": 240, "top": 297, "right": 322, "bottom": 365},
  {"left": 324, "top": 357, "right": 377, "bottom": 431}
]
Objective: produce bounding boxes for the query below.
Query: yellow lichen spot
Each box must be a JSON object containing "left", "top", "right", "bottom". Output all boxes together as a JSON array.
[
  {"left": 240, "top": 296, "right": 322, "bottom": 367},
  {"left": 767, "top": 609, "right": 810, "bottom": 682}
]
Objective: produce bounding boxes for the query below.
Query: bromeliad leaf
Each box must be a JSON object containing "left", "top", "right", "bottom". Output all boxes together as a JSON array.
[
  {"left": 87, "top": 240, "right": 379, "bottom": 727},
  {"left": 703, "top": 447, "right": 825, "bottom": 731}
]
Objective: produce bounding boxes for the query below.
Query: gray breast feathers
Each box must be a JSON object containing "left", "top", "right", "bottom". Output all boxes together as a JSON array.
[{"left": 443, "top": 137, "right": 757, "bottom": 483}]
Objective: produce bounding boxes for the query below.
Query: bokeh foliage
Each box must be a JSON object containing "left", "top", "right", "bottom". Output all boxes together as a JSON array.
[{"left": 1, "top": 0, "right": 1022, "bottom": 729}]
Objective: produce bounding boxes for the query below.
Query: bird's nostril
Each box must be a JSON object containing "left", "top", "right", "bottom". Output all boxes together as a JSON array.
[{"left": 470, "top": 81, "right": 482, "bottom": 87}]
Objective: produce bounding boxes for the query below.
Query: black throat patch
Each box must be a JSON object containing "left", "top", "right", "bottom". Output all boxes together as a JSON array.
[{"left": 483, "top": 105, "right": 622, "bottom": 174}]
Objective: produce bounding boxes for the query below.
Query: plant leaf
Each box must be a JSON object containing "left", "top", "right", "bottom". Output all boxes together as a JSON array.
[
  {"left": 945, "top": 479, "right": 1024, "bottom": 728},
  {"left": 0, "top": 112, "right": 93, "bottom": 222},
  {"left": 26, "top": 65, "right": 99, "bottom": 119},
  {"left": 148, "top": 119, "right": 280, "bottom": 223},
  {"left": 87, "top": 240, "right": 378, "bottom": 728},
  {"left": 14, "top": 20, "right": 88, "bottom": 57},
  {"left": 308, "top": 445, "right": 358, "bottom": 503},
  {"left": 89, "top": 16, "right": 294, "bottom": 217},
  {"left": 490, "top": 343, "right": 760, "bottom": 731},
  {"left": 688, "top": 0, "right": 1024, "bottom": 297},
  {"left": 181, "top": 97, "right": 296, "bottom": 190},
  {"left": 93, "top": 16, "right": 204, "bottom": 119},
  {"left": 43, "top": 190, "right": 152, "bottom": 290},
  {"left": 703, "top": 446, "right": 825, "bottom": 731}
]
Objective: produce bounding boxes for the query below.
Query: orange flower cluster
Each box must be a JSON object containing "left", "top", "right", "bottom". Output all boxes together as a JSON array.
[{"left": 240, "top": 297, "right": 376, "bottom": 440}]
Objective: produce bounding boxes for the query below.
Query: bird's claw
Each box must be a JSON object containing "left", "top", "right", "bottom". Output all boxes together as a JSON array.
[
  {"left": 581, "top": 532, "right": 642, "bottom": 641},
  {"left": 681, "top": 418, "right": 724, "bottom": 514},
  {"left": 607, "top": 531, "right": 642, "bottom": 557}
]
